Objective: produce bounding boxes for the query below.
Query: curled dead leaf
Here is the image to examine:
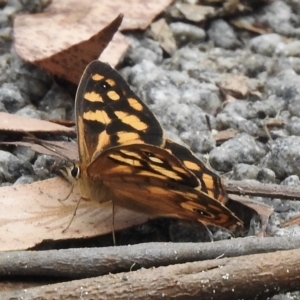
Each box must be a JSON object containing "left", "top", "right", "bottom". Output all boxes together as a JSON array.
[{"left": 0, "top": 177, "right": 150, "bottom": 251}]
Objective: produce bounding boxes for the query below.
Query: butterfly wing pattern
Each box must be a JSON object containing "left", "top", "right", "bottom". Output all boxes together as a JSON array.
[{"left": 73, "top": 60, "right": 242, "bottom": 230}]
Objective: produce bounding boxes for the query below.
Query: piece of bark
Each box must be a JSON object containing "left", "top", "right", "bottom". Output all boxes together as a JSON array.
[
  {"left": 149, "top": 18, "right": 177, "bottom": 56},
  {"left": 1, "top": 237, "right": 300, "bottom": 279},
  {"left": 173, "top": 3, "right": 215, "bottom": 22},
  {"left": 2, "top": 248, "right": 300, "bottom": 300}
]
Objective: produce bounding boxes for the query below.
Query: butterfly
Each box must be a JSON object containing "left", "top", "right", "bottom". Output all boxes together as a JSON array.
[{"left": 68, "top": 60, "right": 243, "bottom": 231}]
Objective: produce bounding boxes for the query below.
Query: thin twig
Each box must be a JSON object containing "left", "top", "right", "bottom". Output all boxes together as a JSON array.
[{"left": 225, "top": 179, "right": 300, "bottom": 200}]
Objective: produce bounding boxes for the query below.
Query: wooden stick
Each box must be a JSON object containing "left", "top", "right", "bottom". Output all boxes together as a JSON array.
[
  {"left": 1, "top": 236, "right": 300, "bottom": 279},
  {"left": 2, "top": 247, "right": 300, "bottom": 300},
  {"left": 225, "top": 179, "right": 300, "bottom": 200}
]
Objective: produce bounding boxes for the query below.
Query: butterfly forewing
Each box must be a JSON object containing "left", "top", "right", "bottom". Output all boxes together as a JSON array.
[
  {"left": 88, "top": 143, "right": 200, "bottom": 188},
  {"left": 73, "top": 60, "right": 243, "bottom": 232},
  {"left": 75, "top": 61, "right": 164, "bottom": 164}
]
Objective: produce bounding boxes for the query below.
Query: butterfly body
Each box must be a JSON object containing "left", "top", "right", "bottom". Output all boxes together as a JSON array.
[{"left": 72, "top": 60, "right": 243, "bottom": 231}]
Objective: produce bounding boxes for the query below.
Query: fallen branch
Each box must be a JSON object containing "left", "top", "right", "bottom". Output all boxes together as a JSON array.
[
  {"left": 1, "top": 236, "right": 300, "bottom": 279},
  {"left": 2, "top": 247, "right": 300, "bottom": 300},
  {"left": 225, "top": 179, "right": 300, "bottom": 200}
]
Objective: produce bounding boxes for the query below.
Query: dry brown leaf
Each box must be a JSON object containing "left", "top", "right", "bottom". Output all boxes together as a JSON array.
[
  {"left": 15, "top": 13, "right": 125, "bottom": 84},
  {"left": 213, "top": 129, "right": 238, "bottom": 144},
  {"left": 0, "top": 177, "right": 150, "bottom": 251},
  {"left": 228, "top": 194, "right": 274, "bottom": 237},
  {"left": 0, "top": 112, "right": 75, "bottom": 134},
  {"left": 14, "top": 0, "right": 174, "bottom": 84},
  {"left": 264, "top": 118, "right": 285, "bottom": 128},
  {"left": 281, "top": 214, "right": 300, "bottom": 228},
  {"left": 219, "top": 75, "right": 249, "bottom": 98},
  {"left": 220, "top": 0, "right": 252, "bottom": 15},
  {"left": 219, "top": 75, "right": 263, "bottom": 99},
  {"left": 231, "top": 19, "right": 272, "bottom": 35},
  {"left": 149, "top": 19, "right": 177, "bottom": 56}
]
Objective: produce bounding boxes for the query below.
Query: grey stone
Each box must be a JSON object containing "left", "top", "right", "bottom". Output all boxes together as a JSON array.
[
  {"left": 6, "top": 0, "right": 22, "bottom": 11},
  {"left": 39, "top": 83, "right": 73, "bottom": 120},
  {"left": 216, "top": 111, "right": 260, "bottom": 137},
  {"left": 249, "top": 33, "right": 284, "bottom": 56},
  {"left": 0, "top": 53, "right": 14, "bottom": 84},
  {"left": 3, "top": 4, "right": 17, "bottom": 18},
  {"left": 208, "top": 19, "right": 241, "bottom": 50},
  {"left": 15, "top": 105, "right": 43, "bottom": 119},
  {"left": 270, "top": 293, "right": 300, "bottom": 300},
  {"left": 169, "top": 22, "right": 205, "bottom": 47},
  {"left": 243, "top": 53, "right": 269, "bottom": 78},
  {"left": 262, "top": 136, "right": 300, "bottom": 178},
  {"left": 288, "top": 57, "right": 300, "bottom": 74},
  {"left": 14, "top": 175, "right": 36, "bottom": 185},
  {"left": 265, "top": 69, "right": 300, "bottom": 117},
  {"left": 256, "top": 1, "right": 297, "bottom": 36},
  {"left": 33, "top": 154, "right": 56, "bottom": 180},
  {"left": 13, "top": 60, "right": 52, "bottom": 103},
  {"left": 122, "top": 60, "right": 161, "bottom": 88},
  {"left": 0, "top": 150, "right": 33, "bottom": 183},
  {"left": 232, "top": 163, "right": 260, "bottom": 180},
  {"left": 0, "top": 82, "right": 27, "bottom": 112},
  {"left": 125, "top": 38, "right": 163, "bottom": 65},
  {"left": 257, "top": 168, "right": 276, "bottom": 183},
  {"left": 175, "top": 80, "right": 222, "bottom": 116},
  {"left": 273, "top": 225, "right": 300, "bottom": 238},
  {"left": 286, "top": 116, "right": 300, "bottom": 136},
  {"left": 129, "top": 65, "right": 220, "bottom": 152},
  {"left": 0, "top": 27, "right": 12, "bottom": 42},
  {"left": 210, "top": 133, "right": 266, "bottom": 172},
  {"left": 19, "top": 0, "right": 51, "bottom": 13},
  {"left": 281, "top": 174, "right": 300, "bottom": 186},
  {"left": 13, "top": 145, "right": 36, "bottom": 162},
  {"left": 285, "top": 40, "right": 300, "bottom": 57},
  {"left": 0, "top": 12, "right": 8, "bottom": 27}
]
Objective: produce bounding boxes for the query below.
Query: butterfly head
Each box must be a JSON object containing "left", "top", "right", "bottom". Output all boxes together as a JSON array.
[{"left": 57, "top": 160, "right": 81, "bottom": 183}]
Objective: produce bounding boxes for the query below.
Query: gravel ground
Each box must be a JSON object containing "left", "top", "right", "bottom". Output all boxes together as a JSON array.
[{"left": 1, "top": 0, "right": 300, "bottom": 299}]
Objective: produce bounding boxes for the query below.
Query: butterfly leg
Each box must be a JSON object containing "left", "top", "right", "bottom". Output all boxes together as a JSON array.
[
  {"left": 112, "top": 201, "right": 116, "bottom": 246},
  {"left": 62, "top": 196, "right": 82, "bottom": 233},
  {"left": 58, "top": 182, "right": 75, "bottom": 204}
]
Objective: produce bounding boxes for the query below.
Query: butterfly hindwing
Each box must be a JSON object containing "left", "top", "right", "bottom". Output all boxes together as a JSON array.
[
  {"left": 75, "top": 61, "right": 164, "bottom": 164},
  {"left": 87, "top": 143, "right": 241, "bottom": 229},
  {"left": 164, "top": 139, "right": 227, "bottom": 203}
]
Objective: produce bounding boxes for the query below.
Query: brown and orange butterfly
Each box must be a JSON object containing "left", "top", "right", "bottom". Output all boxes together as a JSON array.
[{"left": 68, "top": 60, "right": 242, "bottom": 231}]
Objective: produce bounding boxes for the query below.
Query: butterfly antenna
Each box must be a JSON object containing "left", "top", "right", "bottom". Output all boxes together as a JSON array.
[{"left": 23, "top": 133, "right": 74, "bottom": 164}]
